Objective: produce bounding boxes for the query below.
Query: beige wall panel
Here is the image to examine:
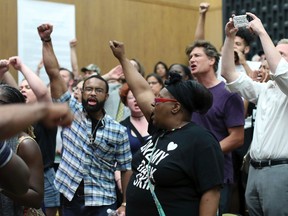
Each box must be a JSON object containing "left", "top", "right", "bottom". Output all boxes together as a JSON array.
[
  {"left": 75, "top": 0, "right": 220, "bottom": 74},
  {"left": 0, "top": 0, "right": 18, "bottom": 78},
  {"left": 0, "top": 0, "right": 222, "bottom": 80}
]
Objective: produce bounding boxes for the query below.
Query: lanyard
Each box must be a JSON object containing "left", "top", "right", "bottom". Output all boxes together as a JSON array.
[{"left": 147, "top": 136, "right": 166, "bottom": 216}]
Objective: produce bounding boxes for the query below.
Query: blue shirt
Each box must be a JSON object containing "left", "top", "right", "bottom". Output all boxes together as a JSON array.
[{"left": 54, "top": 92, "right": 132, "bottom": 206}]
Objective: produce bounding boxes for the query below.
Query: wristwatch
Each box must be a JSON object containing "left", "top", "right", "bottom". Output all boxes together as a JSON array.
[{"left": 121, "top": 202, "right": 127, "bottom": 207}]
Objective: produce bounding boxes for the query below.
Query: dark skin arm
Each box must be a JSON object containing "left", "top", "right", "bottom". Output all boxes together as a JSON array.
[
  {"left": 38, "top": 24, "right": 67, "bottom": 99},
  {"left": 3, "top": 134, "right": 44, "bottom": 208},
  {"left": 0, "top": 150, "right": 30, "bottom": 195},
  {"left": 199, "top": 186, "right": 221, "bottom": 216},
  {"left": 109, "top": 41, "right": 155, "bottom": 122}
]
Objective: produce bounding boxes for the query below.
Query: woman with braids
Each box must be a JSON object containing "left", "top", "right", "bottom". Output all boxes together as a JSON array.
[
  {"left": 110, "top": 41, "right": 224, "bottom": 216},
  {"left": 0, "top": 84, "right": 44, "bottom": 216}
]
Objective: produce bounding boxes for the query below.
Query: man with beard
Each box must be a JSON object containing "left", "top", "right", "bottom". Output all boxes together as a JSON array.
[{"left": 38, "top": 23, "right": 132, "bottom": 216}]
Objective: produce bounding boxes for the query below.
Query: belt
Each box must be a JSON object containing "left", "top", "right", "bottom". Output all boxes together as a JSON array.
[{"left": 250, "top": 159, "right": 288, "bottom": 169}]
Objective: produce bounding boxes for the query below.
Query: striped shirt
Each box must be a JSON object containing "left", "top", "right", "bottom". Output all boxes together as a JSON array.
[
  {"left": 0, "top": 141, "right": 13, "bottom": 168},
  {"left": 54, "top": 92, "right": 132, "bottom": 206}
]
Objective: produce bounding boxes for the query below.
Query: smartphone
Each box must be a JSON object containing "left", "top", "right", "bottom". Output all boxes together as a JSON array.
[{"left": 233, "top": 15, "right": 250, "bottom": 28}]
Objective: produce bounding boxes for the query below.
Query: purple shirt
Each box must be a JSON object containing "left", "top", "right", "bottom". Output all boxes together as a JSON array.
[{"left": 192, "top": 81, "right": 244, "bottom": 183}]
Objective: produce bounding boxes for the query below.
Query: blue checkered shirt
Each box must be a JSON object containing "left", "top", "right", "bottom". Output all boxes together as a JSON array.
[{"left": 54, "top": 92, "right": 132, "bottom": 206}]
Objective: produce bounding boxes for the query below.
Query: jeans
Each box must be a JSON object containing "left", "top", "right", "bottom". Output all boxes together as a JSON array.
[
  {"left": 61, "top": 182, "right": 117, "bottom": 216},
  {"left": 219, "top": 183, "right": 233, "bottom": 215}
]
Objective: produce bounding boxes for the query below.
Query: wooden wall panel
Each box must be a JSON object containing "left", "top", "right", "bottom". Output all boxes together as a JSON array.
[
  {"left": 0, "top": 0, "right": 222, "bottom": 79},
  {"left": 0, "top": 0, "right": 18, "bottom": 78},
  {"left": 75, "top": 0, "right": 222, "bottom": 74}
]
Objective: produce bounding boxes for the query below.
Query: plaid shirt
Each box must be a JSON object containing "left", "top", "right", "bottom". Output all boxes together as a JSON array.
[{"left": 54, "top": 92, "right": 132, "bottom": 206}]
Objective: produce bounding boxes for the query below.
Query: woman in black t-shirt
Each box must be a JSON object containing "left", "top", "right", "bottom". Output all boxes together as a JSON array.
[{"left": 110, "top": 41, "right": 224, "bottom": 216}]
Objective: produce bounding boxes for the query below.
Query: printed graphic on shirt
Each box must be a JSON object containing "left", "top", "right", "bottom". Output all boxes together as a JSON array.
[{"left": 133, "top": 139, "right": 178, "bottom": 190}]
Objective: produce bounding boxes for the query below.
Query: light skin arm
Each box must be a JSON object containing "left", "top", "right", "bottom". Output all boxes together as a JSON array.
[
  {"left": 194, "top": 2, "right": 210, "bottom": 40},
  {"left": 246, "top": 12, "right": 282, "bottom": 73},
  {"left": 199, "top": 186, "right": 221, "bottom": 216},
  {"left": 0, "top": 59, "right": 18, "bottom": 88},
  {"left": 221, "top": 18, "right": 241, "bottom": 82},
  {"left": 2, "top": 72, "right": 18, "bottom": 88},
  {"left": 0, "top": 103, "right": 73, "bottom": 140},
  {"left": 102, "top": 65, "right": 124, "bottom": 82},
  {"left": 38, "top": 24, "right": 67, "bottom": 99},
  {"left": 35, "top": 59, "right": 43, "bottom": 77},
  {"left": 114, "top": 170, "right": 122, "bottom": 193},
  {"left": 70, "top": 39, "right": 80, "bottom": 79},
  {"left": 219, "top": 126, "right": 244, "bottom": 153},
  {"left": 9, "top": 56, "right": 51, "bottom": 102},
  {"left": 109, "top": 40, "right": 155, "bottom": 121},
  {"left": 3, "top": 137, "right": 44, "bottom": 208}
]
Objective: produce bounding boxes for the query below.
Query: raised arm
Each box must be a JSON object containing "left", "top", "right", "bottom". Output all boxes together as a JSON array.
[
  {"left": 246, "top": 12, "right": 282, "bottom": 73},
  {"left": 102, "top": 65, "right": 124, "bottom": 82},
  {"left": 70, "top": 39, "right": 80, "bottom": 79},
  {"left": 221, "top": 18, "right": 240, "bottom": 82},
  {"left": 109, "top": 41, "right": 155, "bottom": 121},
  {"left": 0, "top": 59, "right": 18, "bottom": 88},
  {"left": 35, "top": 59, "right": 43, "bottom": 77},
  {"left": 194, "top": 2, "right": 210, "bottom": 40},
  {"left": 37, "top": 24, "right": 67, "bottom": 99},
  {"left": 9, "top": 56, "right": 51, "bottom": 102}
]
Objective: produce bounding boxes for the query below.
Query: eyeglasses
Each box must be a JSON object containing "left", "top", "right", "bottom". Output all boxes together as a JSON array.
[
  {"left": 153, "top": 97, "right": 178, "bottom": 106},
  {"left": 83, "top": 87, "right": 105, "bottom": 94}
]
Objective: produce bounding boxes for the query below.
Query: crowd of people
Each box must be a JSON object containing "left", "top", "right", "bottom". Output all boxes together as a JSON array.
[{"left": 0, "top": 2, "right": 288, "bottom": 216}]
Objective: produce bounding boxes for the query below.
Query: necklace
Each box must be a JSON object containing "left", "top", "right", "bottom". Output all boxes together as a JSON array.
[
  {"left": 88, "top": 117, "right": 102, "bottom": 144},
  {"left": 167, "top": 121, "right": 189, "bottom": 132}
]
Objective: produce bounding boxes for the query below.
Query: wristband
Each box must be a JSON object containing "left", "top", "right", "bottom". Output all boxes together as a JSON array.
[
  {"left": 41, "top": 38, "right": 51, "bottom": 42},
  {"left": 121, "top": 202, "right": 126, "bottom": 207}
]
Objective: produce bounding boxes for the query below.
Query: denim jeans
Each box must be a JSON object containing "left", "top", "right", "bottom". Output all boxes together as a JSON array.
[
  {"left": 61, "top": 181, "right": 117, "bottom": 216},
  {"left": 62, "top": 195, "right": 117, "bottom": 216}
]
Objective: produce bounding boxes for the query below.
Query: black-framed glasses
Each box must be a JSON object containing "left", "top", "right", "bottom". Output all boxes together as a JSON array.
[{"left": 83, "top": 87, "right": 105, "bottom": 94}]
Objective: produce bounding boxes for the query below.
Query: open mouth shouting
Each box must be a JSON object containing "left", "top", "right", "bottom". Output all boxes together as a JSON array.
[
  {"left": 87, "top": 97, "right": 97, "bottom": 106},
  {"left": 190, "top": 64, "right": 197, "bottom": 72}
]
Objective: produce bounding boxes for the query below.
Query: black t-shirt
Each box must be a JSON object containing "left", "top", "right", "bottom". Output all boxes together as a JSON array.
[
  {"left": 33, "top": 122, "right": 57, "bottom": 169},
  {"left": 126, "top": 122, "right": 224, "bottom": 216}
]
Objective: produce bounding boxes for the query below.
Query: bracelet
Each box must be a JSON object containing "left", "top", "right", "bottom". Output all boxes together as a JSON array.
[
  {"left": 121, "top": 202, "right": 126, "bottom": 207},
  {"left": 41, "top": 38, "right": 51, "bottom": 42}
]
